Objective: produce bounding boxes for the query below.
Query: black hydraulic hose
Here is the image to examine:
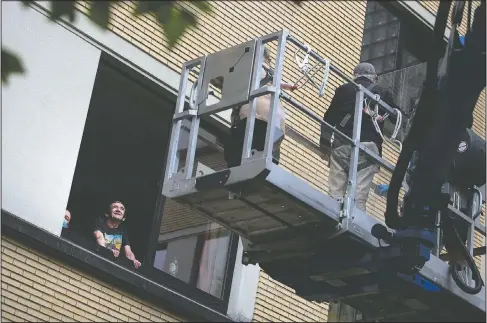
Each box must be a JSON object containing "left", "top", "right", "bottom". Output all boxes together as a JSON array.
[
  {"left": 443, "top": 215, "right": 484, "bottom": 294},
  {"left": 385, "top": 0, "right": 452, "bottom": 229}
]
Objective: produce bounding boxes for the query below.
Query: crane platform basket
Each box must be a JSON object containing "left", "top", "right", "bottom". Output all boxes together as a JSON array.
[{"left": 162, "top": 29, "right": 486, "bottom": 321}]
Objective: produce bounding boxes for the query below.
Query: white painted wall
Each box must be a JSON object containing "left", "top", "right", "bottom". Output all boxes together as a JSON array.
[
  {"left": 32, "top": 1, "right": 231, "bottom": 126},
  {"left": 1, "top": 1, "right": 101, "bottom": 235}
]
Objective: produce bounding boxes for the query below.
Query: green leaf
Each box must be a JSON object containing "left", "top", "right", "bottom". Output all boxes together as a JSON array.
[
  {"left": 163, "top": 8, "right": 197, "bottom": 48},
  {"left": 135, "top": 1, "right": 174, "bottom": 24},
  {"left": 50, "top": 1, "right": 76, "bottom": 22},
  {"left": 133, "top": 1, "right": 209, "bottom": 49},
  {"left": 192, "top": 1, "right": 212, "bottom": 13},
  {"left": 88, "top": 1, "right": 111, "bottom": 29},
  {"left": 1, "top": 48, "right": 25, "bottom": 85}
]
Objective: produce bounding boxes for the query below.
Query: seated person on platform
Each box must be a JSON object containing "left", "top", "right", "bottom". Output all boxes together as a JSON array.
[
  {"left": 213, "top": 46, "right": 297, "bottom": 168},
  {"left": 93, "top": 201, "right": 141, "bottom": 269}
]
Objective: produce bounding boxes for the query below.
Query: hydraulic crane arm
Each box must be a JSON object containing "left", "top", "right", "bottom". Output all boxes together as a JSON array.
[
  {"left": 385, "top": 0, "right": 451, "bottom": 230},
  {"left": 385, "top": 0, "right": 486, "bottom": 294}
]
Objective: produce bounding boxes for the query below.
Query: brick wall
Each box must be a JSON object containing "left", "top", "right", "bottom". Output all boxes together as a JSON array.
[
  {"left": 72, "top": 0, "right": 485, "bottom": 321},
  {"left": 1, "top": 236, "right": 185, "bottom": 322},
  {"left": 5, "top": 1, "right": 479, "bottom": 322},
  {"left": 75, "top": 1, "right": 366, "bottom": 320},
  {"left": 253, "top": 272, "right": 329, "bottom": 322}
]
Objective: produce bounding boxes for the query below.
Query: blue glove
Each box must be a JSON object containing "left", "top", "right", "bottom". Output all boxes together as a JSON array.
[{"left": 375, "top": 184, "right": 389, "bottom": 196}]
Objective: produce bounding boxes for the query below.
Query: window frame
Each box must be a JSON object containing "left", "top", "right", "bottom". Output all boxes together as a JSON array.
[
  {"left": 155, "top": 225, "right": 235, "bottom": 300},
  {"left": 361, "top": 0, "right": 433, "bottom": 76},
  {"left": 62, "top": 51, "right": 240, "bottom": 311}
]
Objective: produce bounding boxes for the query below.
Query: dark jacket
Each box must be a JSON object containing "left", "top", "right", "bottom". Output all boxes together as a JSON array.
[{"left": 322, "top": 77, "right": 400, "bottom": 156}]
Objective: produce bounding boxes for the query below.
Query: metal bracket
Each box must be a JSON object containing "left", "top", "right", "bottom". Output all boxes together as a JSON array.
[
  {"left": 197, "top": 40, "right": 258, "bottom": 116},
  {"left": 195, "top": 162, "right": 215, "bottom": 178}
]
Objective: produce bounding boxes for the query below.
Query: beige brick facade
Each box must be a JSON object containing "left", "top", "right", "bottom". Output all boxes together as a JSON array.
[
  {"left": 1, "top": 236, "right": 185, "bottom": 322},
  {"left": 2, "top": 1, "right": 485, "bottom": 322}
]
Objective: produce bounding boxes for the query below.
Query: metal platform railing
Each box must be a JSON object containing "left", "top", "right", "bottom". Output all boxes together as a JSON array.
[
  {"left": 164, "top": 28, "right": 484, "bottom": 252},
  {"left": 162, "top": 29, "right": 486, "bottom": 318}
]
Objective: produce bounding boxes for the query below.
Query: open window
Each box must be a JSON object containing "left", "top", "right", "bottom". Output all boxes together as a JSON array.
[
  {"left": 64, "top": 55, "right": 173, "bottom": 259},
  {"left": 62, "top": 53, "right": 237, "bottom": 308}
]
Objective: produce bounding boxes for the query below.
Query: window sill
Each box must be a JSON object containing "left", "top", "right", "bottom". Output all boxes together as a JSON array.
[{"left": 1, "top": 210, "right": 234, "bottom": 322}]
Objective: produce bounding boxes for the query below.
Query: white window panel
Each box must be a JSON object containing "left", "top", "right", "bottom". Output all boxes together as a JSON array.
[{"left": 2, "top": 2, "right": 101, "bottom": 235}]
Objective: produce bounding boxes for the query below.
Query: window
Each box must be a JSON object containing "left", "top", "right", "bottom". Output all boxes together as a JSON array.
[
  {"left": 155, "top": 225, "right": 231, "bottom": 299},
  {"left": 362, "top": 1, "right": 401, "bottom": 75},
  {"left": 360, "top": 1, "right": 425, "bottom": 75},
  {"left": 62, "top": 52, "right": 237, "bottom": 308},
  {"left": 151, "top": 142, "right": 236, "bottom": 301},
  {"left": 359, "top": 1, "right": 430, "bottom": 116}
]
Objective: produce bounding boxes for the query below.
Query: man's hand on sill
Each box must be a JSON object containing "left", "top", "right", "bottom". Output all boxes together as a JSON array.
[
  {"left": 61, "top": 230, "right": 142, "bottom": 269},
  {"left": 113, "top": 254, "right": 143, "bottom": 270},
  {"left": 132, "top": 259, "right": 142, "bottom": 269},
  {"left": 108, "top": 248, "right": 142, "bottom": 270}
]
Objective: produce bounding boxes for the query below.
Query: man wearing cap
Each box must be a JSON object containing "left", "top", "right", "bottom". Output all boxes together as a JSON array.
[{"left": 322, "top": 62, "right": 399, "bottom": 212}]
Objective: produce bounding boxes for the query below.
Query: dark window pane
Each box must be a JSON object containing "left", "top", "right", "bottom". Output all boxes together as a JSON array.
[
  {"left": 387, "top": 21, "right": 400, "bottom": 38},
  {"left": 364, "top": 14, "right": 375, "bottom": 30},
  {"left": 154, "top": 145, "right": 233, "bottom": 300},
  {"left": 362, "top": 0, "right": 427, "bottom": 78},
  {"left": 366, "top": 1, "right": 378, "bottom": 13},
  {"left": 363, "top": 31, "right": 372, "bottom": 46},
  {"left": 371, "top": 41, "right": 386, "bottom": 58},
  {"left": 383, "top": 55, "right": 396, "bottom": 72},
  {"left": 369, "top": 58, "right": 384, "bottom": 74},
  {"left": 372, "top": 26, "right": 387, "bottom": 43},
  {"left": 375, "top": 10, "right": 389, "bottom": 26},
  {"left": 374, "top": 1, "right": 385, "bottom": 11},
  {"left": 163, "top": 235, "right": 199, "bottom": 281},
  {"left": 361, "top": 46, "right": 371, "bottom": 61},
  {"left": 386, "top": 38, "right": 398, "bottom": 55}
]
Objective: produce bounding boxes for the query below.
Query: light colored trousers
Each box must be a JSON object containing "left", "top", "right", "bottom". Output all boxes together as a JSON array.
[{"left": 328, "top": 141, "right": 380, "bottom": 212}]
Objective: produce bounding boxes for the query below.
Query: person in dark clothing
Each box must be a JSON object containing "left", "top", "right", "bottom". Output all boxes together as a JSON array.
[
  {"left": 322, "top": 62, "right": 400, "bottom": 212},
  {"left": 93, "top": 201, "right": 141, "bottom": 268}
]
